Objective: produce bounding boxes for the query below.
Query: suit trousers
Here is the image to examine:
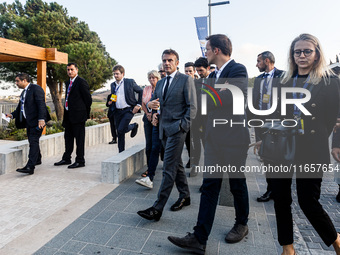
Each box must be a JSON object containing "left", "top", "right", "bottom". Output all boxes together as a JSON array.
[
  {"left": 26, "top": 126, "right": 42, "bottom": 168},
  {"left": 191, "top": 118, "right": 205, "bottom": 165},
  {"left": 271, "top": 177, "right": 337, "bottom": 246},
  {"left": 153, "top": 130, "right": 190, "bottom": 211},
  {"left": 194, "top": 142, "right": 249, "bottom": 245},
  {"left": 62, "top": 121, "right": 86, "bottom": 164},
  {"left": 144, "top": 117, "right": 153, "bottom": 167},
  {"left": 143, "top": 117, "right": 161, "bottom": 181},
  {"left": 185, "top": 130, "right": 192, "bottom": 159},
  {"left": 114, "top": 107, "right": 135, "bottom": 153},
  {"left": 109, "top": 114, "right": 117, "bottom": 140}
]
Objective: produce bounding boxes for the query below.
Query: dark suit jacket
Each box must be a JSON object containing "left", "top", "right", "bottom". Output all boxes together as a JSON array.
[
  {"left": 110, "top": 78, "right": 143, "bottom": 112},
  {"left": 205, "top": 60, "right": 250, "bottom": 147},
  {"left": 106, "top": 94, "right": 115, "bottom": 118},
  {"left": 247, "top": 68, "right": 283, "bottom": 141},
  {"left": 62, "top": 76, "right": 92, "bottom": 126},
  {"left": 332, "top": 112, "right": 340, "bottom": 149},
  {"left": 150, "top": 72, "right": 197, "bottom": 139},
  {"left": 12, "top": 84, "right": 50, "bottom": 129},
  {"left": 251, "top": 68, "right": 283, "bottom": 115},
  {"left": 284, "top": 75, "right": 340, "bottom": 164}
]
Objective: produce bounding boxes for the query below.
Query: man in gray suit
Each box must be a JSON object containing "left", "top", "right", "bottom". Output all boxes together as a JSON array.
[{"left": 137, "top": 49, "right": 197, "bottom": 221}]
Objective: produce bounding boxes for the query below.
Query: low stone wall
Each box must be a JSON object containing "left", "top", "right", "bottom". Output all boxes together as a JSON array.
[
  {"left": 0, "top": 115, "right": 144, "bottom": 175},
  {"left": 101, "top": 143, "right": 146, "bottom": 184}
]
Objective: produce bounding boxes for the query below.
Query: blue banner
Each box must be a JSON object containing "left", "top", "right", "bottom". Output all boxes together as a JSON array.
[{"left": 194, "top": 16, "right": 208, "bottom": 57}]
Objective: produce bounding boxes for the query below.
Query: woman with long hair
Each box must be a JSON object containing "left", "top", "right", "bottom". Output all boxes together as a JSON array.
[{"left": 273, "top": 33, "right": 340, "bottom": 255}]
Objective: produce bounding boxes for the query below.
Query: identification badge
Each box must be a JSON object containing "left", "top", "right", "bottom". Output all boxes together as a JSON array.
[
  {"left": 297, "top": 118, "right": 304, "bottom": 135},
  {"left": 110, "top": 94, "right": 117, "bottom": 102},
  {"left": 262, "top": 94, "right": 270, "bottom": 104}
]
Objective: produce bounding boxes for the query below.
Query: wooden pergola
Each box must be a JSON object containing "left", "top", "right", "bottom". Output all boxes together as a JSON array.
[{"left": 0, "top": 37, "right": 68, "bottom": 92}]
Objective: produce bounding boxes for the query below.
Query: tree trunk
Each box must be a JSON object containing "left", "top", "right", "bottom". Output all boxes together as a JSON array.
[{"left": 48, "top": 81, "right": 64, "bottom": 121}]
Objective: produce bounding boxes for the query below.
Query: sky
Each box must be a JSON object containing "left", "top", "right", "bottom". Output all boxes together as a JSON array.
[{"left": 1, "top": 0, "right": 340, "bottom": 96}]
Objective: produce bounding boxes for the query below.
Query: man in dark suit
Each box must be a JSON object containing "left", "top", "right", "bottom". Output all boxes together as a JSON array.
[
  {"left": 106, "top": 86, "right": 117, "bottom": 144},
  {"left": 250, "top": 51, "right": 283, "bottom": 202},
  {"left": 137, "top": 49, "right": 197, "bottom": 221},
  {"left": 54, "top": 63, "right": 92, "bottom": 168},
  {"left": 184, "top": 62, "right": 196, "bottom": 169},
  {"left": 7, "top": 73, "right": 50, "bottom": 175},
  {"left": 331, "top": 115, "right": 340, "bottom": 203},
  {"left": 190, "top": 57, "right": 210, "bottom": 177},
  {"left": 168, "top": 34, "right": 250, "bottom": 254},
  {"left": 110, "top": 65, "right": 143, "bottom": 153}
]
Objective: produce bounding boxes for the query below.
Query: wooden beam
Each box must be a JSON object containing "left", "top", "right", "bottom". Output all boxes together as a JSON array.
[
  {"left": 45, "top": 48, "right": 57, "bottom": 60},
  {"left": 0, "top": 55, "right": 36, "bottom": 62},
  {"left": 0, "top": 38, "right": 68, "bottom": 64},
  {"left": 47, "top": 51, "right": 68, "bottom": 64},
  {"left": 0, "top": 38, "right": 46, "bottom": 60}
]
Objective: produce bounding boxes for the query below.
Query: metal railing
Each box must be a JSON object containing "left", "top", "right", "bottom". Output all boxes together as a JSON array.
[{"left": 0, "top": 104, "right": 17, "bottom": 127}]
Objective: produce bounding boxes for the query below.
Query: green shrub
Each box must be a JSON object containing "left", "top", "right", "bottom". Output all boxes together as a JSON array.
[
  {"left": 0, "top": 127, "right": 10, "bottom": 139},
  {"left": 46, "top": 121, "right": 64, "bottom": 135},
  {"left": 85, "top": 119, "right": 98, "bottom": 127},
  {"left": 12, "top": 129, "right": 27, "bottom": 141}
]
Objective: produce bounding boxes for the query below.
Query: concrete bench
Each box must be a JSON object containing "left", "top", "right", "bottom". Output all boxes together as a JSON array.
[
  {"left": 101, "top": 143, "right": 146, "bottom": 184},
  {"left": 0, "top": 115, "right": 144, "bottom": 175}
]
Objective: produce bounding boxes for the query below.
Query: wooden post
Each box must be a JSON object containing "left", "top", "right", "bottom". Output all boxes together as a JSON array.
[
  {"left": 37, "top": 61, "right": 47, "bottom": 135},
  {"left": 37, "top": 61, "right": 47, "bottom": 93}
]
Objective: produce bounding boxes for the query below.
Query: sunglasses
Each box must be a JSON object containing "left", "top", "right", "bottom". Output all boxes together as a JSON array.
[{"left": 294, "top": 49, "right": 314, "bottom": 57}]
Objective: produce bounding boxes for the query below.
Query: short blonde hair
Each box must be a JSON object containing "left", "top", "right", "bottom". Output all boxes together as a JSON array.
[{"left": 147, "top": 70, "right": 161, "bottom": 80}]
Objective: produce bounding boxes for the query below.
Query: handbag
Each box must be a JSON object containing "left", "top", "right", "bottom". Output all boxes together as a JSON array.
[
  {"left": 259, "top": 76, "right": 314, "bottom": 164},
  {"left": 259, "top": 121, "right": 298, "bottom": 164}
]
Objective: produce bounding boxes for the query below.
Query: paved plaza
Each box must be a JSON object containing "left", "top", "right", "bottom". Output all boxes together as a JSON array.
[{"left": 0, "top": 139, "right": 339, "bottom": 255}]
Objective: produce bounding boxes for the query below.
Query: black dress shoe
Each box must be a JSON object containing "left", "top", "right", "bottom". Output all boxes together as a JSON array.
[
  {"left": 257, "top": 190, "right": 273, "bottom": 202},
  {"left": 68, "top": 162, "right": 85, "bottom": 169},
  {"left": 130, "top": 123, "right": 139, "bottom": 138},
  {"left": 109, "top": 138, "right": 117, "bottom": 144},
  {"left": 35, "top": 160, "right": 42, "bottom": 166},
  {"left": 16, "top": 166, "right": 34, "bottom": 175},
  {"left": 54, "top": 159, "right": 72, "bottom": 166},
  {"left": 168, "top": 232, "right": 206, "bottom": 255},
  {"left": 170, "top": 197, "right": 191, "bottom": 211},
  {"left": 137, "top": 207, "right": 162, "bottom": 221}
]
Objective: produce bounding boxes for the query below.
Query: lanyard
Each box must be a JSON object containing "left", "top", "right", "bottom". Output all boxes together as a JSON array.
[
  {"left": 292, "top": 74, "right": 310, "bottom": 115},
  {"left": 115, "top": 81, "right": 123, "bottom": 94}
]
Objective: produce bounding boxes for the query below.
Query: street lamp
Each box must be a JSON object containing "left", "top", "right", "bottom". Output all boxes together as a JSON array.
[{"left": 208, "top": 0, "right": 230, "bottom": 35}]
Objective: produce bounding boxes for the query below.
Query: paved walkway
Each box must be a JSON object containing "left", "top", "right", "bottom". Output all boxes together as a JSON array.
[{"left": 0, "top": 138, "right": 339, "bottom": 254}]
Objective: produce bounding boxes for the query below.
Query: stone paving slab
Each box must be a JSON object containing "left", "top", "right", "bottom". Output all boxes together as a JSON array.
[
  {"left": 34, "top": 148, "right": 279, "bottom": 255},
  {"left": 1, "top": 133, "right": 339, "bottom": 255},
  {"left": 0, "top": 142, "right": 125, "bottom": 255}
]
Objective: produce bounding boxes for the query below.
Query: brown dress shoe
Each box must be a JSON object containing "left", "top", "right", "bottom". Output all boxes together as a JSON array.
[
  {"left": 168, "top": 232, "right": 206, "bottom": 255},
  {"left": 225, "top": 224, "right": 248, "bottom": 243}
]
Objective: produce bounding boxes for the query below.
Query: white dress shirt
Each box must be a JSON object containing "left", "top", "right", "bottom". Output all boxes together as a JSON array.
[{"left": 115, "top": 78, "right": 130, "bottom": 109}]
